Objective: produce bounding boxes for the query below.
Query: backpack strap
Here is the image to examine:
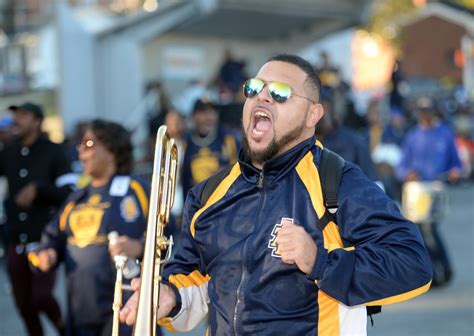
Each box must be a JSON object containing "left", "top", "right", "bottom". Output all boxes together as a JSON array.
[
  {"left": 320, "top": 147, "right": 345, "bottom": 213},
  {"left": 318, "top": 147, "right": 382, "bottom": 318},
  {"left": 199, "top": 165, "right": 234, "bottom": 206},
  {"left": 317, "top": 148, "right": 345, "bottom": 231}
]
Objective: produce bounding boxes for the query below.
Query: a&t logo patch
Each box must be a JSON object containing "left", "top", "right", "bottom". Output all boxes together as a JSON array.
[
  {"left": 120, "top": 195, "right": 140, "bottom": 223},
  {"left": 268, "top": 217, "right": 294, "bottom": 258}
]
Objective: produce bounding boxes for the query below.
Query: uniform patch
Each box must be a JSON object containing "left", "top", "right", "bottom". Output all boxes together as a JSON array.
[
  {"left": 120, "top": 195, "right": 140, "bottom": 223},
  {"left": 268, "top": 217, "right": 294, "bottom": 258}
]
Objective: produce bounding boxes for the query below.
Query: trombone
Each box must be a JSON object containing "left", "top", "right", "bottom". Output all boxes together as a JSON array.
[{"left": 112, "top": 125, "right": 178, "bottom": 336}]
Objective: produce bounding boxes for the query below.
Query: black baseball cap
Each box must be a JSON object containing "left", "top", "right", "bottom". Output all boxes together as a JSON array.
[
  {"left": 9, "top": 102, "right": 44, "bottom": 120},
  {"left": 192, "top": 99, "right": 214, "bottom": 114}
]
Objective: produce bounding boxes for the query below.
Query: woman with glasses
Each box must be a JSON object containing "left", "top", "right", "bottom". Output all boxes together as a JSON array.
[{"left": 35, "top": 119, "right": 150, "bottom": 336}]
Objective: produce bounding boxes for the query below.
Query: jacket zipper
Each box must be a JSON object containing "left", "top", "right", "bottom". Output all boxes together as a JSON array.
[
  {"left": 233, "top": 171, "right": 265, "bottom": 335},
  {"left": 233, "top": 239, "right": 249, "bottom": 335},
  {"left": 257, "top": 171, "right": 264, "bottom": 189}
]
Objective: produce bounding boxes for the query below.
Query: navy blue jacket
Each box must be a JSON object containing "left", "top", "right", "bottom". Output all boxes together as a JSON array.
[{"left": 160, "top": 136, "right": 432, "bottom": 335}]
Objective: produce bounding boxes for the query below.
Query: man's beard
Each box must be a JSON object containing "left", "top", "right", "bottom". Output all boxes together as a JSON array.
[{"left": 242, "top": 117, "right": 306, "bottom": 166}]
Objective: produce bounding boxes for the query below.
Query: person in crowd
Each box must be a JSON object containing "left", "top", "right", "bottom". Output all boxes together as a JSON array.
[
  {"left": 0, "top": 102, "right": 75, "bottom": 335},
  {"left": 217, "top": 49, "right": 247, "bottom": 100},
  {"left": 315, "top": 87, "right": 379, "bottom": 182},
  {"left": 120, "top": 54, "right": 432, "bottom": 335},
  {"left": 381, "top": 107, "right": 408, "bottom": 147},
  {"left": 396, "top": 96, "right": 462, "bottom": 286},
  {"left": 314, "top": 52, "right": 364, "bottom": 132},
  {"left": 396, "top": 96, "right": 462, "bottom": 183},
  {"left": 36, "top": 119, "right": 151, "bottom": 336},
  {"left": 364, "top": 98, "right": 384, "bottom": 154},
  {"left": 181, "top": 99, "right": 239, "bottom": 198},
  {"left": 389, "top": 59, "right": 406, "bottom": 112},
  {"left": 315, "top": 51, "right": 339, "bottom": 88}
]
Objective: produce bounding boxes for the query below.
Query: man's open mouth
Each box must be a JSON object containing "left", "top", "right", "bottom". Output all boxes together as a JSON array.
[{"left": 252, "top": 111, "right": 272, "bottom": 137}]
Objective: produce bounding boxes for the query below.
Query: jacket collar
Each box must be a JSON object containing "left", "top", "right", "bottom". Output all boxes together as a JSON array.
[
  {"left": 73, "top": 174, "right": 127, "bottom": 202},
  {"left": 238, "top": 135, "right": 316, "bottom": 184}
]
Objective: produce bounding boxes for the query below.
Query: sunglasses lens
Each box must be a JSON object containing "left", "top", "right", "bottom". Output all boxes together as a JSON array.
[
  {"left": 268, "top": 82, "right": 291, "bottom": 103},
  {"left": 243, "top": 78, "right": 264, "bottom": 98}
]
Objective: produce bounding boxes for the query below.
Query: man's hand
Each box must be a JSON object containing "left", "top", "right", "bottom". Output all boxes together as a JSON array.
[
  {"left": 109, "top": 236, "right": 144, "bottom": 259},
  {"left": 119, "top": 278, "right": 177, "bottom": 326},
  {"left": 37, "top": 248, "right": 57, "bottom": 272},
  {"left": 15, "top": 183, "right": 37, "bottom": 208},
  {"left": 276, "top": 219, "right": 317, "bottom": 275}
]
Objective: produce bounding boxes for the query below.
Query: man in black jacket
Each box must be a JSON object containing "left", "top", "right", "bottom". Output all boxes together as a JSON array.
[{"left": 0, "top": 102, "right": 75, "bottom": 335}]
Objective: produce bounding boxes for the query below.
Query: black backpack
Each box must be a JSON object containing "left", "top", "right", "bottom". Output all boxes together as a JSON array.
[{"left": 199, "top": 148, "right": 381, "bottom": 320}]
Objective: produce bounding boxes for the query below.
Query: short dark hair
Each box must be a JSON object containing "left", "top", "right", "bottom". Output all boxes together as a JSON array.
[
  {"left": 266, "top": 54, "right": 321, "bottom": 102},
  {"left": 87, "top": 119, "right": 133, "bottom": 174}
]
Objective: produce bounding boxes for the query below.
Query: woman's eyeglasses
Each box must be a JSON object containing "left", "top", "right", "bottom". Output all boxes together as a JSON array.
[
  {"left": 77, "top": 139, "right": 95, "bottom": 151},
  {"left": 243, "top": 78, "right": 315, "bottom": 104}
]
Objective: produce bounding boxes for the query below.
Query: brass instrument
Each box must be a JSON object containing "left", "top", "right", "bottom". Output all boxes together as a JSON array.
[{"left": 111, "top": 125, "right": 178, "bottom": 336}]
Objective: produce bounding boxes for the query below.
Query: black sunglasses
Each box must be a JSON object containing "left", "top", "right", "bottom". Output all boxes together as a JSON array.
[{"left": 243, "top": 78, "right": 315, "bottom": 104}]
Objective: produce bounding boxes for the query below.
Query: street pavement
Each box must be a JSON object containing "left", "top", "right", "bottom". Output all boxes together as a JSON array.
[{"left": 1, "top": 183, "right": 473, "bottom": 336}]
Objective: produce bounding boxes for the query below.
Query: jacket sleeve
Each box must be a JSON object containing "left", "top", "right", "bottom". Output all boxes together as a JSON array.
[
  {"left": 35, "top": 144, "right": 76, "bottom": 207},
  {"left": 158, "top": 187, "right": 210, "bottom": 332},
  {"left": 316, "top": 163, "right": 432, "bottom": 306},
  {"left": 39, "top": 200, "right": 72, "bottom": 265}
]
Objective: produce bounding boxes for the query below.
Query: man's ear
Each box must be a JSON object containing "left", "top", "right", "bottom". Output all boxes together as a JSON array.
[{"left": 306, "top": 103, "right": 324, "bottom": 128}]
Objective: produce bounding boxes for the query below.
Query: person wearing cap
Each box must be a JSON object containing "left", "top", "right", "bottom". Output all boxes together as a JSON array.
[
  {"left": 396, "top": 96, "right": 462, "bottom": 287},
  {"left": 181, "top": 98, "right": 240, "bottom": 199},
  {"left": 0, "top": 102, "right": 76, "bottom": 335},
  {"left": 396, "top": 96, "right": 462, "bottom": 183}
]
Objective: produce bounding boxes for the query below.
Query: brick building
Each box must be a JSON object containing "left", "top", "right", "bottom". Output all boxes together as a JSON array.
[{"left": 399, "top": 1, "right": 473, "bottom": 87}]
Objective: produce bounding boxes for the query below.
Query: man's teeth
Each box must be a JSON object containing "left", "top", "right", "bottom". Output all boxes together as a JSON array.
[{"left": 255, "top": 111, "right": 269, "bottom": 119}]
